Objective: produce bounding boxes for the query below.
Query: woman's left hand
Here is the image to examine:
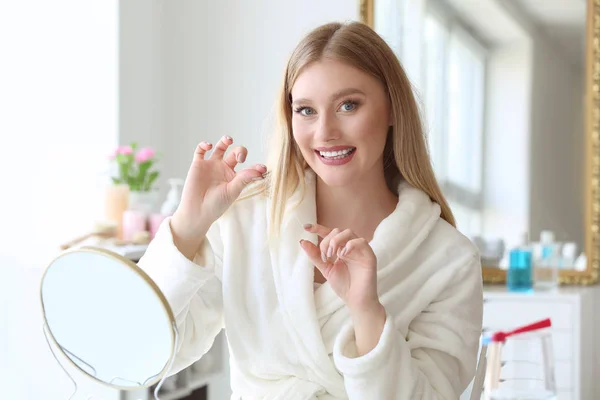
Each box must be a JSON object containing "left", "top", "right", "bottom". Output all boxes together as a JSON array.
[{"left": 300, "top": 223, "right": 380, "bottom": 312}]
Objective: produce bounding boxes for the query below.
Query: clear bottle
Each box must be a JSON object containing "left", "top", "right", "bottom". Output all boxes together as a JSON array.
[
  {"left": 507, "top": 233, "right": 533, "bottom": 292},
  {"left": 561, "top": 242, "right": 577, "bottom": 270},
  {"left": 534, "top": 230, "right": 559, "bottom": 290},
  {"left": 160, "top": 178, "right": 184, "bottom": 216}
]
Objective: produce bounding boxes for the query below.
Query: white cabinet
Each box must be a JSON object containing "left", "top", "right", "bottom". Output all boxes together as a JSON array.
[
  {"left": 482, "top": 286, "right": 600, "bottom": 400},
  {"left": 122, "top": 331, "right": 228, "bottom": 400}
]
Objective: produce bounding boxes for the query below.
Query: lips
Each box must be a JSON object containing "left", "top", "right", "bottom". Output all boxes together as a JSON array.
[
  {"left": 314, "top": 147, "right": 356, "bottom": 166},
  {"left": 315, "top": 145, "right": 356, "bottom": 156}
]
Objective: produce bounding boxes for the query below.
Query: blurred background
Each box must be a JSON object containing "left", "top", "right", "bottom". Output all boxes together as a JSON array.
[{"left": 0, "top": 0, "right": 589, "bottom": 399}]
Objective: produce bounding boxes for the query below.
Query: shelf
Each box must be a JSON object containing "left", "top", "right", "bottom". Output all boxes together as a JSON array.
[
  {"left": 150, "top": 369, "right": 223, "bottom": 400},
  {"left": 187, "top": 371, "right": 222, "bottom": 391},
  {"left": 157, "top": 386, "right": 192, "bottom": 400}
]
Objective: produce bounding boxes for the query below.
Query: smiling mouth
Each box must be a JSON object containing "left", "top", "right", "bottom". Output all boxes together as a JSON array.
[{"left": 315, "top": 147, "right": 356, "bottom": 160}]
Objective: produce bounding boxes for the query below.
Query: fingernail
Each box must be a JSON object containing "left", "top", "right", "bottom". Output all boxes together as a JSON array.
[
  {"left": 321, "top": 251, "right": 327, "bottom": 263},
  {"left": 258, "top": 164, "right": 267, "bottom": 170},
  {"left": 225, "top": 135, "right": 232, "bottom": 141},
  {"left": 251, "top": 176, "right": 263, "bottom": 181},
  {"left": 303, "top": 223, "right": 312, "bottom": 229},
  {"left": 237, "top": 154, "right": 244, "bottom": 163},
  {"left": 327, "top": 246, "right": 333, "bottom": 259},
  {"left": 340, "top": 247, "right": 347, "bottom": 257},
  {"left": 299, "top": 239, "right": 304, "bottom": 246}
]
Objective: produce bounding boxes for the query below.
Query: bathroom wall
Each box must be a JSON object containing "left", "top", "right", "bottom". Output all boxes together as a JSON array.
[
  {"left": 528, "top": 26, "right": 585, "bottom": 248},
  {"left": 120, "top": 0, "right": 360, "bottom": 198}
]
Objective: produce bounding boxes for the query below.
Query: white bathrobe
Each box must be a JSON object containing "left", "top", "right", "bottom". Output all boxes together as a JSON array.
[{"left": 138, "top": 171, "right": 483, "bottom": 400}]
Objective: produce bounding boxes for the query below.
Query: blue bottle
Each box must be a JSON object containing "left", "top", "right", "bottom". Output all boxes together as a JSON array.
[{"left": 507, "top": 233, "right": 533, "bottom": 292}]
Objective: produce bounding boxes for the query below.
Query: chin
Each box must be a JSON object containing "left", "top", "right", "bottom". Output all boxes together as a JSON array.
[{"left": 311, "top": 166, "right": 357, "bottom": 187}]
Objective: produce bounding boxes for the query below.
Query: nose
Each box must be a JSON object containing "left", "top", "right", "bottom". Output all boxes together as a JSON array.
[{"left": 315, "top": 111, "right": 341, "bottom": 142}]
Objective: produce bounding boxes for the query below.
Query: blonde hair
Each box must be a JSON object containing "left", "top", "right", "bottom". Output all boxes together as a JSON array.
[{"left": 244, "top": 21, "right": 455, "bottom": 239}]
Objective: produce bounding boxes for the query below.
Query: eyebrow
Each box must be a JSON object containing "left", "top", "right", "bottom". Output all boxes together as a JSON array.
[{"left": 291, "top": 88, "right": 366, "bottom": 106}]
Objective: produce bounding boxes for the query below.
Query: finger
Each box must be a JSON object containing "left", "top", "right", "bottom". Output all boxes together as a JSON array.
[
  {"left": 235, "top": 164, "right": 267, "bottom": 179},
  {"left": 247, "top": 164, "right": 268, "bottom": 175},
  {"left": 299, "top": 239, "right": 334, "bottom": 278},
  {"left": 193, "top": 142, "right": 212, "bottom": 161},
  {"left": 223, "top": 146, "right": 248, "bottom": 169},
  {"left": 328, "top": 229, "right": 357, "bottom": 261},
  {"left": 211, "top": 135, "right": 233, "bottom": 160},
  {"left": 339, "top": 237, "right": 370, "bottom": 259},
  {"left": 319, "top": 228, "right": 340, "bottom": 263},
  {"left": 303, "top": 222, "right": 333, "bottom": 239},
  {"left": 226, "top": 166, "right": 267, "bottom": 200}
]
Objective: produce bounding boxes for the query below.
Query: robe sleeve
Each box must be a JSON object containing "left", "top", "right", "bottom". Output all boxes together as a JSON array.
[
  {"left": 332, "top": 252, "right": 483, "bottom": 399},
  {"left": 137, "top": 217, "right": 225, "bottom": 376}
]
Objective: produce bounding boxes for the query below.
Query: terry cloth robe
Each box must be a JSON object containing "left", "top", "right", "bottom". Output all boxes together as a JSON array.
[{"left": 138, "top": 170, "right": 483, "bottom": 400}]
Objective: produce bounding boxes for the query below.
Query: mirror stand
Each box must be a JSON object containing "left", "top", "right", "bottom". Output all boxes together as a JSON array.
[
  {"left": 43, "top": 320, "right": 180, "bottom": 400},
  {"left": 151, "top": 322, "right": 180, "bottom": 400},
  {"left": 43, "top": 323, "right": 79, "bottom": 400}
]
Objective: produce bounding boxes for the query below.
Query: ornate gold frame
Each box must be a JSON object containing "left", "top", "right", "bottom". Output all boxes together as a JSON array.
[
  {"left": 360, "top": 0, "right": 600, "bottom": 285},
  {"left": 359, "top": 0, "right": 374, "bottom": 28}
]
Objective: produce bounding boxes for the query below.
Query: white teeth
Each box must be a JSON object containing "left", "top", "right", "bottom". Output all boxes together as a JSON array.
[{"left": 319, "top": 148, "right": 354, "bottom": 158}]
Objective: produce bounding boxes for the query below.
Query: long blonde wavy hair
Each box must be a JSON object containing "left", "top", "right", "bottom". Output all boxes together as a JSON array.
[{"left": 244, "top": 21, "right": 455, "bottom": 239}]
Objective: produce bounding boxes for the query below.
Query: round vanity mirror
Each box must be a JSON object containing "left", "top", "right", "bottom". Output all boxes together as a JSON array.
[{"left": 40, "top": 246, "right": 177, "bottom": 391}]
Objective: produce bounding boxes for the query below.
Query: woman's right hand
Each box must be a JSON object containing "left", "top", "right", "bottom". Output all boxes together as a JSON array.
[{"left": 170, "top": 136, "right": 266, "bottom": 256}]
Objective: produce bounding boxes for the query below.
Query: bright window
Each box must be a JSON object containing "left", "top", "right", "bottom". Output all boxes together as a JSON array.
[
  {"left": 423, "top": 8, "right": 486, "bottom": 236},
  {"left": 0, "top": 1, "right": 118, "bottom": 268}
]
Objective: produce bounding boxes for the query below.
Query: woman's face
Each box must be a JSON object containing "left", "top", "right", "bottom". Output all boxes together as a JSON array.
[{"left": 291, "top": 58, "right": 391, "bottom": 187}]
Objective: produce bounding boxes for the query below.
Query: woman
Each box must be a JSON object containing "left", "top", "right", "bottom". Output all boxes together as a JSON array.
[{"left": 139, "top": 21, "right": 483, "bottom": 399}]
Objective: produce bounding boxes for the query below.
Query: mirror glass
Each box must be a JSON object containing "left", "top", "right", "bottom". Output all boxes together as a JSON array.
[
  {"left": 40, "top": 248, "right": 175, "bottom": 389},
  {"left": 375, "top": 0, "right": 586, "bottom": 268}
]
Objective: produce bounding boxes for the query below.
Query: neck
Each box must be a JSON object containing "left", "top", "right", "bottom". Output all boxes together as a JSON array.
[{"left": 315, "top": 169, "right": 398, "bottom": 241}]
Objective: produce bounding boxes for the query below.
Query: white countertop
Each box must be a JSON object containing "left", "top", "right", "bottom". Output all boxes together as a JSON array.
[{"left": 69, "top": 237, "right": 148, "bottom": 261}]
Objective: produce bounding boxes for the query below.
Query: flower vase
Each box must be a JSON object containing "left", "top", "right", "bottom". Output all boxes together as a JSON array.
[{"left": 128, "top": 190, "right": 160, "bottom": 214}]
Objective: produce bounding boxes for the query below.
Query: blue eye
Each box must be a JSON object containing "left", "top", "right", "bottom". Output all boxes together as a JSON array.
[
  {"left": 340, "top": 101, "right": 358, "bottom": 112},
  {"left": 295, "top": 107, "right": 315, "bottom": 116}
]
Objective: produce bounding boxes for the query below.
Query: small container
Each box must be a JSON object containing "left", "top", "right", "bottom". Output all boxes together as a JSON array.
[
  {"left": 507, "top": 233, "right": 533, "bottom": 292},
  {"left": 560, "top": 243, "right": 577, "bottom": 270},
  {"left": 149, "top": 213, "right": 168, "bottom": 239},
  {"left": 104, "top": 183, "right": 130, "bottom": 240},
  {"left": 122, "top": 210, "right": 147, "bottom": 241},
  {"left": 534, "top": 230, "right": 559, "bottom": 290}
]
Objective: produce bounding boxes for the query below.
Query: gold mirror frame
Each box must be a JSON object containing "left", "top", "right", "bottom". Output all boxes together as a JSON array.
[
  {"left": 40, "top": 246, "right": 177, "bottom": 390},
  {"left": 359, "top": 0, "right": 600, "bottom": 285}
]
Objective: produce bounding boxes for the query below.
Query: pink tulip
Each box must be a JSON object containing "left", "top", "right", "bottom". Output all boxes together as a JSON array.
[
  {"left": 120, "top": 146, "right": 133, "bottom": 155},
  {"left": 135, "top": 147, "right": 155, "bottom": 162},
  {"left": 108, "top": 146, "right": 130, "bottom": 158}
]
